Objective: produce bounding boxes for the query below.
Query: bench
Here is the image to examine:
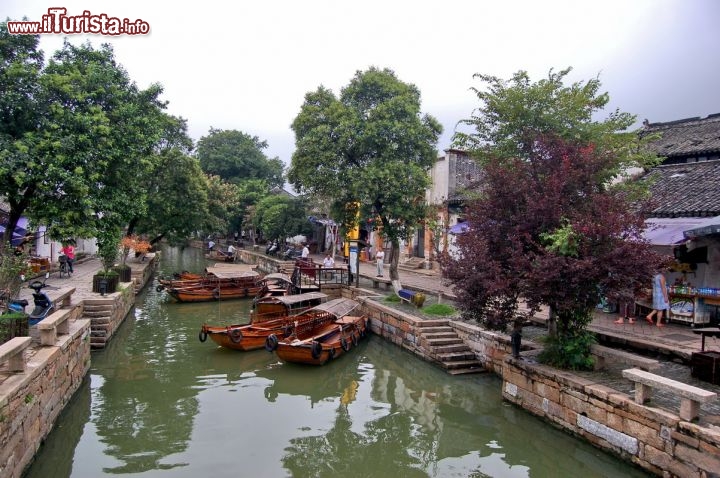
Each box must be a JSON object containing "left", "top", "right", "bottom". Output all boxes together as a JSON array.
[
  {"left": 50, "top": 287, "right": 75, "bottom": 309},
  {"left": 398, "top": 288, "right": 426, "bottom": 308},
  {"left": 0, "top": 336, "right": 32, "bottom": 373},
  {"left": 37, "top": 309, "right": 72, "bottom": 346},
  {"left": 622, "top": 368, "right": 717, "bottom": 421},
  {"left": 591, "top": 344, "right": 660, "bottom": 372}
]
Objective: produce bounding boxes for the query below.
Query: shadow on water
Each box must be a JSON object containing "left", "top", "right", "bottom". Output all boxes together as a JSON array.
[{"left": 23, "top": 245, "right": 651, "bottom": 478}]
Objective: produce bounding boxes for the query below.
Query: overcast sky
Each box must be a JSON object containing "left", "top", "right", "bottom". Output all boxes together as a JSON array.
[{"left": 5, "top": 0, "right": 720, "bottom": 166}]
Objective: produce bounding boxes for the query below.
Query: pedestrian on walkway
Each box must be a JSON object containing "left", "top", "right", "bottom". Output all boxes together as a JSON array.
[
  {"left": 61, "top": 241, "right": 75, "bottom": 274},
  {"left": 375, "top": 248, "right": 385, "bottom": 277},
  {"left": 646, "top": 271, "right": 669, "bottom": 327}
]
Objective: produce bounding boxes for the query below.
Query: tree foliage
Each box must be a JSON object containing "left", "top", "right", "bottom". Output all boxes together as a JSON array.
[
  {"left": 445, "top": 69, "right": 664, "bottom": 367},
  {"left": 196, "top": 128, "right": 284, "bottom": 188},
  {"left": 0, "top": 25, "right": 168, "bottom": 248},
  {"left": 133, "top": 148, "right": 209, "bottom": 245},
  {"left": 288, "top": 67, "right": 441, "bottom": 278},
  {"left": 454, "top": 68, "right": 660, "bottom": 177},
  {"left": 253, "top": 195, "right": 312, "bottom": 243}
]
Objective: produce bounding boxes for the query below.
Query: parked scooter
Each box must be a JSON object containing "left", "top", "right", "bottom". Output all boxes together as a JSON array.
[
  {"left": 266, "top": 241, "right": 278, "bottom": 256},
  {"left": 281, "top": 246, "right": 300, "bottom": 260},
  {"left": 26, "top": 273, "right": 55, "bottom": 326}
]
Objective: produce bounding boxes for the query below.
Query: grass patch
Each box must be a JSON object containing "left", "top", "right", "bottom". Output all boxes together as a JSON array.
[
  {"left": 422, "top": 303, "right": 456, "bottom": 316},
  {"left": 384, "top": 295, "right": 401, "bottom": 303}
]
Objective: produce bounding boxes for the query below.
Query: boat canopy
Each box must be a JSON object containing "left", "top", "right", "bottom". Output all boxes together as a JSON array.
[
  {"left": 270, "top": 292, "right": 327, "bottom": 305},
  {"left": 262, "top": 272, "right": 292, "bottom": 283},
  {"left": 310, "top": 298, "right": 360, "bottom": 318},
  {"left": 206, "top": 264, "right": 260, "bottom": 279}
]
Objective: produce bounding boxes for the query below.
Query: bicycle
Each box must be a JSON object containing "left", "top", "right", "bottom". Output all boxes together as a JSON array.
[{"left": 58, "top": 254, "right": 71, "bottom": 278}]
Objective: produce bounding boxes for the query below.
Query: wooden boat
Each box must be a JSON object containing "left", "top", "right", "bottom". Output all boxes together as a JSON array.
[
  {"left": 165, "top": 266, "right": 262, "bottom": 302},
  {"left": 199, "top": 292, "right": 328, "bottom": 351},
  {"left": 205, "top": 250, "right": 236, "bottom": 262},
  {"left": 161, "top": 264, "right": 261, "bottom": 295},
  {"left": 252, "top": 272, "right": 298, "bottom": 301},
  {"left": 267, "top": 298, "right": 369, "bottom": 365}
]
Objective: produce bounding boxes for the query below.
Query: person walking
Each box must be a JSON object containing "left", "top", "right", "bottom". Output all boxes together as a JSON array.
[
  {"left": 375, "top": 248, "right": 385, "bottom": 277},
  {"left": 646, "top": 271, "right": 669, "bottom": 327}
]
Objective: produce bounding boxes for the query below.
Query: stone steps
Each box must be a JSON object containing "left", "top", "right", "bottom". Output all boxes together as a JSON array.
[{"left": 417, "top": 324, "right": 484, "bottom": 375}]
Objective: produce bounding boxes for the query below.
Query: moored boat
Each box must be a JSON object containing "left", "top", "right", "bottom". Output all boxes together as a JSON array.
[
  {"left": 165, "top": 266, "right": 262, "bottom": 302},
  {"left": 199, "top": 292, "right": 329, "bottom": 351},
  {"left": 266, "top": 298, "right": 369, "bottom": 365}
]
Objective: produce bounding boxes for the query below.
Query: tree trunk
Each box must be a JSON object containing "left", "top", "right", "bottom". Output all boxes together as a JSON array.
[
  {"left": 389, "top": 238, "right": 401, "bottom": 281},
  {"left": 547, "top": 305, "right": 557, "bottom": 339}
]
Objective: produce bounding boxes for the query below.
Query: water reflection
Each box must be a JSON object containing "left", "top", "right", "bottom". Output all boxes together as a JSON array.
[{"left": 24, "top": 246, "right": 649, "bottom": 478}]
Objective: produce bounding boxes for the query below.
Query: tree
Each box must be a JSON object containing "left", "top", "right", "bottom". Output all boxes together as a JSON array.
[
  {"left": 253, "top": 195, "right": 312, "bottom": 244},
  {"left": 0, "top": 26, "right": 167, "bottom": 247},
  {"left": 445, "top": 69, "right": 664, "bottom": 369},
  {"left": 196, "top": 128, "right": 284, "bottom": 188},
  {"left": 133, "top": 148, "right": 209, "bottom": 246},
  {"left": 203, "top": 175, "right": 241, "bottom": 236},
  {"left": 288, "top": 67, "right": 442, "bottom": 280},
  {"left": 0, "top": 24, "right": 43, "bottom": 250}
]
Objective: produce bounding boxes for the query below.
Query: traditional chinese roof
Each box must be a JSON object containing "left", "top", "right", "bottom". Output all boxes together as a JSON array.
[
  {"left": 641, "top": 159, "right": 720, "bottom": 217},
  {"left": 641, "top": 114, "right": 720, "bottom": 161}
]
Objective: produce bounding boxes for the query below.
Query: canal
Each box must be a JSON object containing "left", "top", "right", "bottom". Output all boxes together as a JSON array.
[{"left": 24, "top": 246, "right": 650, "bottom": 477}]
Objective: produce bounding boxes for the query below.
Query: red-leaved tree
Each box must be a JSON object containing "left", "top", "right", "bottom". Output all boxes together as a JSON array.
[{"left": 443, "top": 135, "right": 664, "bottom": 367}]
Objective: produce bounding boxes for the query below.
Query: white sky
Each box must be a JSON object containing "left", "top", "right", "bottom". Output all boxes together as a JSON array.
[{"left": 4, "top": 0, "right": 720, "bottom": 167}]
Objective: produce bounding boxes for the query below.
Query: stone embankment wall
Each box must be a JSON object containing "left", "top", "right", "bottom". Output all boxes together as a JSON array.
[
  {"left": 351, "top": 291, "right": 720, "bottom": 477},
  {"left": 501, "top": 357, "right": 720, "bottom": 477},
  {"left": 0, "top": 307, "right": 91, "bottom": 478},
  {"left": 84, "top": 254, "right": 157, "bottom": 349},
  {"left": 83, "top": 284, "right": 135, "bottom": 349}
]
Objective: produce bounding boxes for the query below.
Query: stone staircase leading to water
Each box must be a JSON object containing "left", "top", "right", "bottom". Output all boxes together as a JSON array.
[{"left": 416, "top": 320, "right": 485, "bottom": 375}]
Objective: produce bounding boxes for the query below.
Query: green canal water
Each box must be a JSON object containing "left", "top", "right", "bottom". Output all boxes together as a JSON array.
[{"left": 24, "top": 246, "right": 650, "bottom": 478}]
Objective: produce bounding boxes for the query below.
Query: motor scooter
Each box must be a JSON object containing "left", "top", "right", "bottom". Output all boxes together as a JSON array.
[
  {"left": 266, "top": 241, "right": 278, "bottom": 256},
  {"left": 26, "top": 273, "right": 55, "bottom": 326}
]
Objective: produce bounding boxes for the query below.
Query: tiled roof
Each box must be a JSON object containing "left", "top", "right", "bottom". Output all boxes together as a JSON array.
[
  {"left": 641, "top": 114, "right": 720, "bottom": 158},
  {"left": 641, "top": 160, "right": 720, "bottom": 217}
]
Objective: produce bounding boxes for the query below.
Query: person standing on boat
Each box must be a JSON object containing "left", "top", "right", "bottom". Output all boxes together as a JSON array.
[
  {"left": 227, "top": 243, "right": 237, "bottom": 258},
  {"left": 301, "top": 243, "right": 310, "bottom": 259}
]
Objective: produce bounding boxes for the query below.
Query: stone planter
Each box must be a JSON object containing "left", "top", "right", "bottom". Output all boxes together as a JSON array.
[
  {"left": 92, "top": 274, "right": 119, "bottom": 294},
  {"left": 113, "top": 265, "right": 132, "bottom": 282}
]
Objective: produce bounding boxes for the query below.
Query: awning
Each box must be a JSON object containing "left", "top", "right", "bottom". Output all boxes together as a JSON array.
[
  {"left": 449, "top": 222, "right": 470, "bottom": 235},
  {"left": 308, "top": 216, "right": 337, "bottom": 227},
  {"left": 683, "top": 215, "right": 720, "bottom": 239},
  {"left": 0, "top": 217, "right": 30, "bottom": 246},
  {"left": 643, "top": 217, "right": 706, "bottom": 246}
]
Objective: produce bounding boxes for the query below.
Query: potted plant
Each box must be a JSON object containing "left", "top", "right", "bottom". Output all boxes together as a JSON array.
[{"left": 93, "top": 227, "right": 121, "bottom": 294}]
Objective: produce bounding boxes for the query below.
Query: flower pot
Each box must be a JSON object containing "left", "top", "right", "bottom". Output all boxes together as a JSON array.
[
  {"left": 93, "top": 274, "right": 119, "bottom": 294},
  {"left": 113, "top": 265, "right": 132, "bottom": 282}
]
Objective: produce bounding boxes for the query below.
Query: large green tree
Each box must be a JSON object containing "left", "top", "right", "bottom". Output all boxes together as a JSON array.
[
  {"left": 253, "top": 195, "right": 312, "bottom": 244},
  {"left": 0, "top": 23, "right": 43, "bottom": 249},
  {"left": 288, "top": 67, "right": 442, "bottom": 280},
  {"left": 133, "top": 148, "right": 209, "bottom": 246},
  {"left": 0, "top": 24, "right": 167, "bottom": 248},
  {"left": 196, "top": 128, "right": 284, "bottom": 188}
]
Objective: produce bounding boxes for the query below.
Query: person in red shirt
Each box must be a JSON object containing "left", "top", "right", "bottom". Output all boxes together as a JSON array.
[{"left": 61, "top": 242, "right": 76, "bottom": 274}]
